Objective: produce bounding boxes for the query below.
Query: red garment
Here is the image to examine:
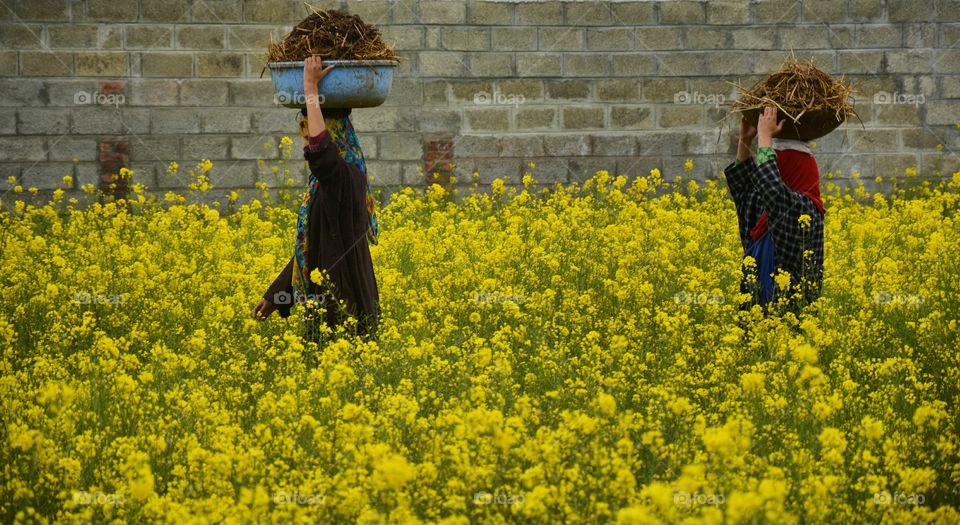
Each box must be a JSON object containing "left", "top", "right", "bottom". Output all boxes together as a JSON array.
[
  {"left": 749, "top": 149, "right": 826, "bottom": 240},
  {"left": 306, "top": 130, "right": 329, "bottom": 152}
]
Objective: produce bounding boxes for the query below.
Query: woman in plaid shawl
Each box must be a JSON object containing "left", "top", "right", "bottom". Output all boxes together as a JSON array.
[{"left": 725, "top": 107, "right": 826, "bottom": 313}]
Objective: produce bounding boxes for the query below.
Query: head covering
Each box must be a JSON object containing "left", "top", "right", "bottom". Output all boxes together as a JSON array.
[
  {"left": 749, "top": 149, "right": 825, "bottom": 240},
  {"left": 291, "top": 108, "right": 379, "bottom": 305},
  {"left": 771, "top": 138, "right": 814, "bottom": 155}
]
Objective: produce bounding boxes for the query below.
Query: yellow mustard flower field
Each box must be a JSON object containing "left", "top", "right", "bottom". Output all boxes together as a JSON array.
[{"left": 1, "top": 160, "right": 959, "bottom": 524}]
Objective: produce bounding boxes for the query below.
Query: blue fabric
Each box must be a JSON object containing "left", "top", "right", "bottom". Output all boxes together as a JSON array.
[{"left": 744, "top": 229, "right": 776, "bottom": 306}]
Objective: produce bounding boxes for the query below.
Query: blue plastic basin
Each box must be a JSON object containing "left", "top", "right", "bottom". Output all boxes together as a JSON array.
[{"left": 268, "top": 60, "right": 399, "bottom": 109}]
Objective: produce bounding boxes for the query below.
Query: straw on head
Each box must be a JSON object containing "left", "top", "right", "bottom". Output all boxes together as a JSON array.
[{"left": 732, "top": 55, "right": 857, "bottom": 123}]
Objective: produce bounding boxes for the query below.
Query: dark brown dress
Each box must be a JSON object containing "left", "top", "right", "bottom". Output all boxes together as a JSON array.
[{"left": 263, "top": 131, "right": 379, "bottom": 337}]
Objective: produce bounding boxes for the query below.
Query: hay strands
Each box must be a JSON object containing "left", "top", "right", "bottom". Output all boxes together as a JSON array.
[
  {"left": 262, "top": 2, "right": 399, "bottom": 76},
  {"left": 718, "top": 54, "right": 863, "bottom": 143}
]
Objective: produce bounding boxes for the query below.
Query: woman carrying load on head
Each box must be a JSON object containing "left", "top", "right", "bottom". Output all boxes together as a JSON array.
[
  {"left": 252, "top": 56, "right": 380, "bottom": 339},
  {"left": 725, "top": 107, "right": 826, "bottom": 314}
]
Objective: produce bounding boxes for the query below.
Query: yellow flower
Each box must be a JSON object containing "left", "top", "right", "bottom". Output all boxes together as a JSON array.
[
  {"left": 798, "top": 214, "right": 812, "bottom": 228},
  {"left": 633, "top": 176, "right": 648, "bottom": 193},
  {"left": 740, "top": 372, "right": 765, "bottom": 394},
  {"left": 683, "top": 159, "right": 694, "bottom": 171},
  {"left": 373, "top": 453, "right": 415, "bottom": 491},
  {"left": 818, "top": 427, "right": 847, "bottom": 464},
  {"left": 792, "top": 343, "right": 818, "bottom": 364},
  {"left": 597, "top": 391, "right": 616, "bottom": 417},
  {"left": 861, "top": 416, "right": 884, "bottom": 441},
  {"left": 773, "top": 269, "right": 792, "bottom": 291}
]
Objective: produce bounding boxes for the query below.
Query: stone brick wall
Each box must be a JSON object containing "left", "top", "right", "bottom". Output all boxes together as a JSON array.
[{"left": 1, "top": 0, "right": 959, "bottom": 203}]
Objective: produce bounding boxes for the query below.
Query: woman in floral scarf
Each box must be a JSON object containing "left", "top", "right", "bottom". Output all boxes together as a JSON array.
[{"left": 253, "top": 56, "right": 379, "bottom": 338}]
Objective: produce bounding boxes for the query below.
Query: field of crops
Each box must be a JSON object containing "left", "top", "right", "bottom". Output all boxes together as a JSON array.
[{"left": 2, "top": 160, "right": 959, "bottom": 524}]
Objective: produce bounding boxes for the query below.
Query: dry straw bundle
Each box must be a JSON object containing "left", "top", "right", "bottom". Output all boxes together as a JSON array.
[
  {"left": 732, "top": 55, "right": 859, "bottom": 140},
  {"left": 734, "top": 56, "right": 857, "bottom": 122},
  {"left": 266, "top": 5, "right": 399, "bottom": 62}
]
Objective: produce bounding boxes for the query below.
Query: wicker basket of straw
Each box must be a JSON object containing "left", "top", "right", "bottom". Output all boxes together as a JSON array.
[{"left": 733, "top": 56, "right": 859, "bottom": 142}]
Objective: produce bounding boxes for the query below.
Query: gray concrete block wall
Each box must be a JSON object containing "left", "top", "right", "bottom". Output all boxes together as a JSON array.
[{"left": 0, "top": 0, "right": 959, "bottom": 202}]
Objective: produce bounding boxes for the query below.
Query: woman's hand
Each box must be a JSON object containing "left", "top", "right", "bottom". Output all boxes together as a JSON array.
[
  {"left": 303, "top": 55, "right": 335, "bottom": 92},
  {"left": 737, "top": 116, "right": 757, "bottom": 161},
  {"left": 757, "top": 106, "right": 784, "bottom": 148},
  {"left": 252, "top": 298, "right": 276, "bottom": 321}
]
